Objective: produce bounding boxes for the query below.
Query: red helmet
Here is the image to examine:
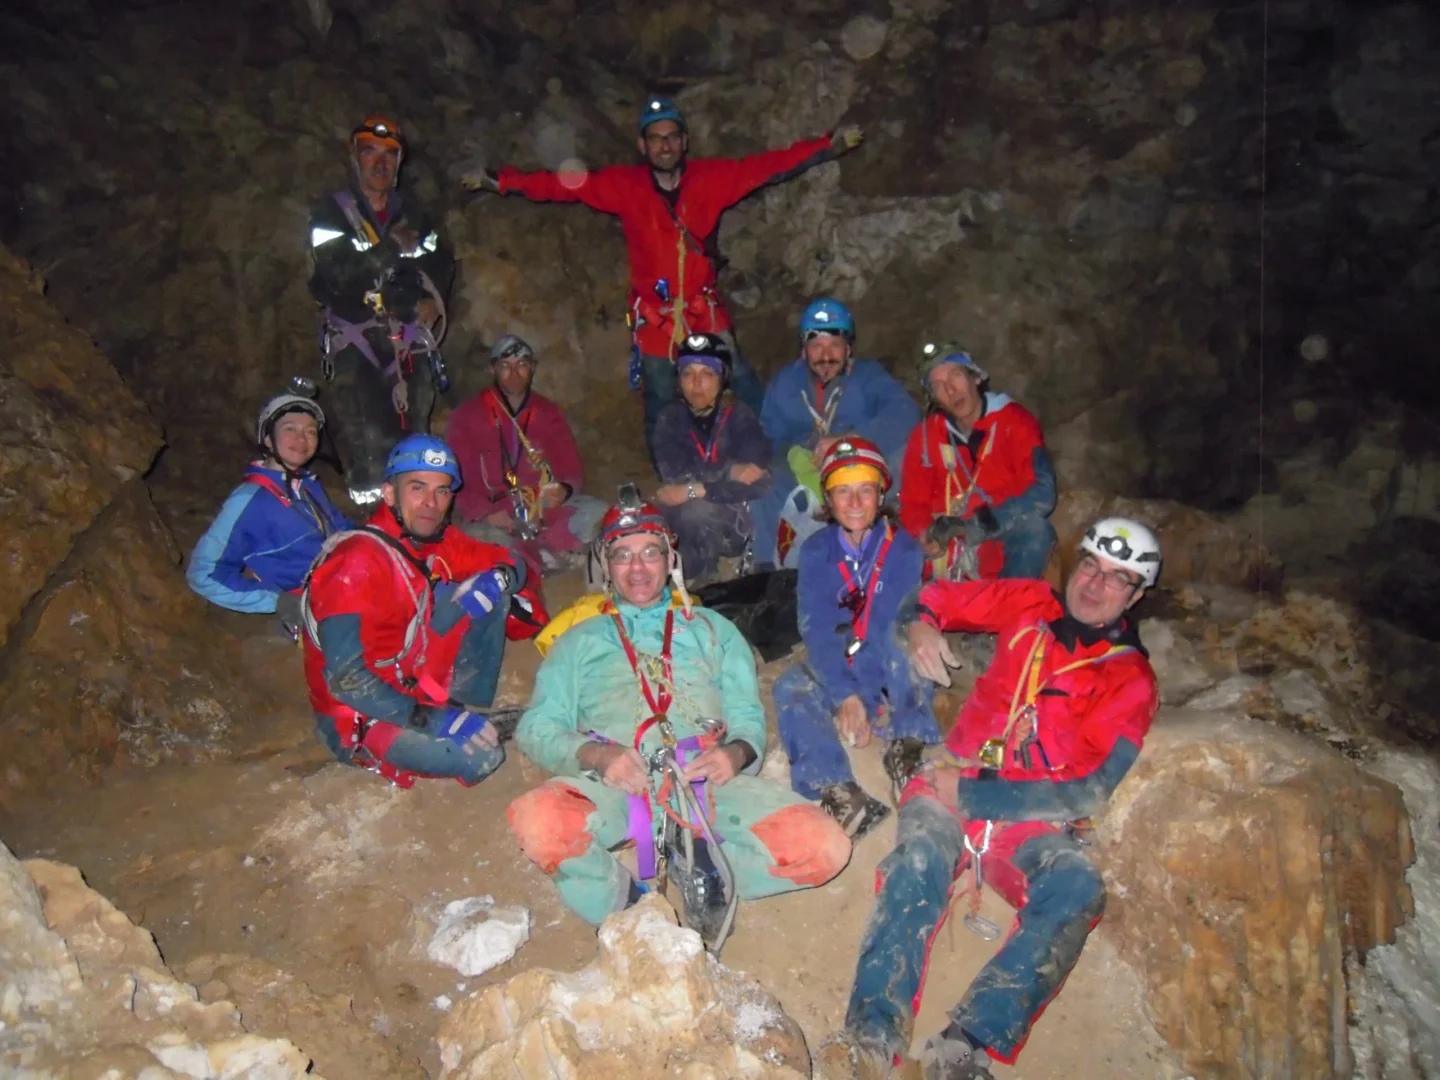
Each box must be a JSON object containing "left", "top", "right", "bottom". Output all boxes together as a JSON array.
[
  {"left": 820, "top": 437, "right": 892, "bottom": 494},
  {"left": 597, "top": 499, "right": 675, "bottom": 549},
  {"left": 351, "top": 115, "right": 404, "bottom": 158}
]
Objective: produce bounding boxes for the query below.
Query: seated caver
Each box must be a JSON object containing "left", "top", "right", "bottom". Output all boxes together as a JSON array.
[
  {"left": 508, "top": 490, "right": 851, "bottom": 948},
  {"left": 817, "top": 518, "right": 1162, "bottom": 1080},
  {"left": 447, "top": 334, "right": 606, "bottom": 576},
  {"left": 187, "top": 385, "right": 349, "bottom": 633},
  {"left": 302, "top": 434, "right": 546, "bottom": 788},
  {"left": 899, "top": 344, "right": 1056, "bottom": 581},
  {"left": 773, "top": 438, "right": 939, "bottom": 841},
  {"left": 753, "top": 298, "right": 920, "bottom": 568},
  {"left": 651, "top": 333, "right": 772, "bottom": 581}
]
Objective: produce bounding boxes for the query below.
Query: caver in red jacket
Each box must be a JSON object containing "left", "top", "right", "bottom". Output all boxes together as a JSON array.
[
  {"left": 914, "top": 577, "right": 1157, "bottom": 835},
  {"left": 496, "top": 136, "right": 833, "bottom": 358},
  {"left": 899, "top": 396, "right": 1055, "bottom": 579},
  {"left": 303, "top": 508, "right": 546, "bottom": 783},
  {"left": 446, "top": 386, "right": 585, "bottom": 544}
]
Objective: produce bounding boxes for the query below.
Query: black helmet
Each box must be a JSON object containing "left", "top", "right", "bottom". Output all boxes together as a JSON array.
[{"left": 675, "top": 333, "right": 732, "bottom": 383}]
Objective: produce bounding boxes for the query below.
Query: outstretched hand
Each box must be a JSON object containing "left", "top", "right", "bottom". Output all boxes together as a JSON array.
[
  {"left": 831, "top": 125, "right": 864, "bottom": 154},
  {"left": 461, "top": 167, "right": 501, "bottom": 193},
  {"left": 909, "top": 621, "right": 960, "bottom": 687}
]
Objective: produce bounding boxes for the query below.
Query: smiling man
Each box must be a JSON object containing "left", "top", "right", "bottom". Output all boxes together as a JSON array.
[
  {"left": 899, "top": 343, "right": 1057, "bottom": 582},
  {"left": 467, "top": 98, "right": 863, "bottom": 457},
  {"left": 308, "top": 115, "right": 453, "bottom": 506},
  {"left": 509, "top": 490, "right": 850, "bottom": 946},
  {"left": 818, "top": 517, "right": 1162, "bottom": 1080},
  {"left": 301, "top": 435, "right": 544, "bottom": 789}
]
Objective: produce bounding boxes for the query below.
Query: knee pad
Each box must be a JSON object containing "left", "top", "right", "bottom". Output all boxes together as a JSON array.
[{"left": 507, "top": 783, "right": 595, "bottom": 873}]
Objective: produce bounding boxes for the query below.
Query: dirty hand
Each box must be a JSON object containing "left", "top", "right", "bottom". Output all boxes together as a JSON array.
[
  {"left": 654, "top": 483, "right": 691, "bottom": 506},
  {"left": 909, "top": 621, "right": 959, "bottom": 687},
  {"left": 417, "top": 297, "right": 440, "bottom": 330},
  {"left": 391, "top": 379, "right": 409, "bottom": 414},
  {"left": 681, "top": 744, "right": 747, "bottom": 787},
  {"left": 811, "top": 435, "right": 841, "bottom": 465},
  {"left": 461, "top": 167, "right": 501, "bottom": 193},
  {"left": 835, "top": 695, "right": 872, "bottom": 749},
  {"left": 729, "top": 462, "right": 767, "bottom": 485},
  {"left": 924, "top": 766, "right": 964, "bottom": 815},
  {"left": 539, "top": 483, "right": 567, "bottom": 509},
  {"left": 921, "top": 537, "right": 942, "bottom": 559},
  {"left": 581, "top": 744, "right": 650, "bottom": 795},
  {"left": 831, "top": 125, "right": 864, "bottom": 153},
  {"left": 432, "top": 707, "right": 500, "bottom": 753}
]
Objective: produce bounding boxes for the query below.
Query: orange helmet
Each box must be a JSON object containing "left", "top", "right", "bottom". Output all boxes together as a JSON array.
[{"left": 351, "top": 115, "right": 404, "bottom": 159}]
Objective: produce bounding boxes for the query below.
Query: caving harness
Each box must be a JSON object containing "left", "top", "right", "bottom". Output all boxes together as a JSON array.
[
  {"left": 834, "top": 523, "right": 894, "bottom": 661},
  {"left": 923, "top": 418, "right": 997, "bottom": 583},
  {"left": 486, "top": 390, "right": 555, "bottom": 541}
]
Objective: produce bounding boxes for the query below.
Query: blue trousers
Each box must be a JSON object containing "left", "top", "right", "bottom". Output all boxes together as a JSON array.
[
  {"left": 996, "top": 513, "right": 1057, "bottom": 580},
  {"left": 845, "top": 796, "right": 1106, "bottom": 1060},
  {"left": 314, "top": 603, "right": 508, "bottom": 785},
  {"left": 640, "top": 333, "right": 765, "bottom": 463},
  {"left": 774, "top": 637, "right": 940, "bottom": 798}
]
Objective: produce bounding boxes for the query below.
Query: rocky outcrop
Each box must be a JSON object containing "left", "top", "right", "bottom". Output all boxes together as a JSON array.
[
  {"left": 0, "top": 840, "right": 317, "bottom": 1078},
  {"left": 0, "top": 247, "right": 271, "bottom": 810},
  {"left": 1100, "top": 712, "right": 1414, "bottom": 1080},
  {"left": 436, "top": 894, "right": 810, "bottom": 1079}
]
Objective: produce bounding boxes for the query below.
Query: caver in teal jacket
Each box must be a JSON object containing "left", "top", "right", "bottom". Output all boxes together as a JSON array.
[{"left": 517, "top": 590, "right": 767, "bottom": 775}]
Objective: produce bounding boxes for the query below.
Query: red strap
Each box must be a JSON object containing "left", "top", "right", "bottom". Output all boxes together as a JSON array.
[
  {"left": 609, "top": 607, "right": 676, "bottom": 719},
  {"left": 243, "top": 471, "right": 292, "bottom": 506},
  {"left": 836, "top": 526, "right": 895, "bottom": 647},
  {"left": 687, "top": 406, "right": 732, "bottom": 464}
]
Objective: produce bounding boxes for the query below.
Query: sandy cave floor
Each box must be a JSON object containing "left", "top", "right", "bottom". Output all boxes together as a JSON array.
[{"left": 0, "top": 565, "right": 1186, "bottom": 1079}]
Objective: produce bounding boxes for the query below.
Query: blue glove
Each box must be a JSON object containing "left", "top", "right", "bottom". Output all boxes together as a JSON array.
[
  {"left": 454, "top": 564, "right": 517, "bottom": 618},
  {"left": 430, "top": 706, "right": 492, "bottom": 747}
]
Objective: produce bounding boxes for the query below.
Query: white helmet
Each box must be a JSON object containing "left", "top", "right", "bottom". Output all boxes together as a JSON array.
[
  {"left": 256, "top": 393, "right": 325, "bottom": 446},
  {"left": 1080, "top": 517, "right": 1162, "bottom": 588}
]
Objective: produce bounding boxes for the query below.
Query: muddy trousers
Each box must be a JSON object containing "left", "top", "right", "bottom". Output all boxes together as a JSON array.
[
  {"left": 325, "top": 337, "right": 435, "bottom": 503},
  {"left": 659, "top": 498, "right": 753, "bottom": 579},
  {"left": 313, "top": 602, "right": 507, "bottom": 784},
  {"left": 993, "top": 513, "right": 1057, "bottom": 580},
  {"left": 508, "top": 773, "right": 851, "bottom": 927},
  {"left": 844, "top": 795, "right": 1105, "bottom": 1063},
  {"left": 774, "top": 643, "right": 940, "bottom": 798}
]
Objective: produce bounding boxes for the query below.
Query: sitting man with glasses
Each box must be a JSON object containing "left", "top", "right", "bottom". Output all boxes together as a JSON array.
[
  {"left": 772, "top": 438, "right": 940, "bottom": 842},
  {"left": 818, "top": 517, "right": 1162, "bottom": 1080},
  {"left": 508, "top": 488, "right": 851, "bottom": 948},
  {"left": 446, "top": 334, "right": 607, "bottom": 576}
]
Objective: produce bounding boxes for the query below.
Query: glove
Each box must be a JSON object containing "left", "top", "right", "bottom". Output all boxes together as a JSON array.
[
  {"left": 275, "top": 591, "right": 305, "bottom": 640},
  {"left": 426, "top": 706, "right": 492, "bottom": 747},
  {"left": 831, "top": 125, "right": 864, "bottom": 153},
  {"left": 453, "top": 564, "right": 517, "bottom": 618},
  {"left": 927, "top": 515, "right": 967, "bottom": 547},
  {"left": 962, "top": 507, "right": 999, "bottom": 546},
  {"left": 460, "top": 167, "right": 500, "bottom": 193}
]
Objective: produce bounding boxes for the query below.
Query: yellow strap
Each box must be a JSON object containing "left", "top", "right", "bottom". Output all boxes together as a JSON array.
[
  {"left": 499, "top": 402, "right": 555, "bottom": 490},
  {"left": 670, "top": 232, "right": 687, "bottom": 353},
  {"left": 941, "top": 425, "right": 996, "bottom": 515}
]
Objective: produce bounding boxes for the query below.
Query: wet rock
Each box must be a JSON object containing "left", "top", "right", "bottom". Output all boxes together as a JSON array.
[
  {"left": 1100, "top": 711, "right": 1415, "bottom": 1079},
  {"left": 0, "top": 841, "right": 318, "bottom": 1077},
  {"left": 435, "top": 894, "right": 809, "bottom": 1079}
]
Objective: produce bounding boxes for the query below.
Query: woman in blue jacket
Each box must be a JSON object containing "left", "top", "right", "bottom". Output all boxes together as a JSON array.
[
  {"left": 773, "top": 437, "right": 939, "bottom": 840},
  {"left": 187, "top": 386, "right": 349, "bottom": 625},
  {"left": 651, "top": 334, "right": 772, "bottom": 582}
]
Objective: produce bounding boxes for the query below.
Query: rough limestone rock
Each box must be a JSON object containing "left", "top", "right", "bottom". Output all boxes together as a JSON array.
[
  {"left": 0, "top": 841, "right": 318, "bottom": 1078},
  {"left": 1099, "top": 711, "right": 1415, "bottom": 1079},
  {"left": 436, "top": 894, "right": 809, "bottom": 1079},
  {"left": 0, "top": 246, "right": 161, "bottom": 643},
  {"left": 0, "top": 246, "right": 272, "bottom": 811}
]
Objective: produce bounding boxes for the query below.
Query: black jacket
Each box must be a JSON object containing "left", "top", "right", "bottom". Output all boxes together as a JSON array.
[{"left": 307, "top": 182, "right": 453, "bottom": 324}]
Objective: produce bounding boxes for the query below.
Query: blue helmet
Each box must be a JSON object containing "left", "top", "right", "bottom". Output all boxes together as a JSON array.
[
  {"left": 638, "top": 96, "right": 687, "bottom": 136},
  {"left": 800, "top": 298, "right": 855, "bottom": 343},
  {"left": 384, "top": 434, "right": 463, "bottom": 489}
]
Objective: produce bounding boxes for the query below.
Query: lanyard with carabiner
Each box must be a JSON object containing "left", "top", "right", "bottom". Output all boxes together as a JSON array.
[
  {"left": 611, "top": 607, "right": 676, "bottom": 736},
  {"left": 835, "top": 525, "right": 894, "bottom": 661},
  {"left": 688, "top": 405, "right": 732, "bottom": 464}
]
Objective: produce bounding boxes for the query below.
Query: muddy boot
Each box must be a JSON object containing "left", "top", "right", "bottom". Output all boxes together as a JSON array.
[
  {"left": 915, "top": 1028, "right": 992, "bottom": 1080},
  {"left": 820, "top": 781, "right": 892, "bottom": 841},
  {"left": 882, "top": 737, "right": 928, "bottom": 804},
  {"left": 672, "top": 836, "right": 730, "bottom": 945},
  {"left": 815, "top": 1033, "right": 919, "bottom": 1080}
]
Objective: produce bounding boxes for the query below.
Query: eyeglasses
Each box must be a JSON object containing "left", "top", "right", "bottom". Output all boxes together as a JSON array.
[
  {"left": 1074, "top": 554, "right": 1141, "bottom": 592},
  {"left": 644, "top": 132, "right": 684, "bottom": 146},
  {"left": 494, "top": 358, "right": 533, "bottom": 375},
  {"left": 608, "top": 544, "right": 667, "bottom": 566}
]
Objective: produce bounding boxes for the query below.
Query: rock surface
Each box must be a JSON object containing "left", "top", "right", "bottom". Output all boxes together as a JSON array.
[
  {"left": 0, "top": 246, "right": 277, "bottom": 810},
  {"left": 1100, "top": 711, "right": 1414, "bottom": 1080},
  {"left": 435, "top": 893, "right": 810, "bottom": 1079},
  {"left": 0, "top": 839, "right": 318, "bottom": 1078}
]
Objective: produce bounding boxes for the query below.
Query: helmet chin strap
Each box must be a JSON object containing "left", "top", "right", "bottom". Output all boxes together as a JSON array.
[{"left": 596, "top": 539, "right": 694, "bottom": 616}]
